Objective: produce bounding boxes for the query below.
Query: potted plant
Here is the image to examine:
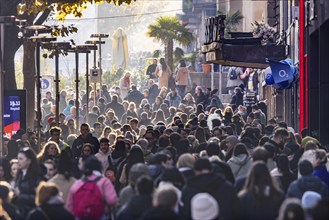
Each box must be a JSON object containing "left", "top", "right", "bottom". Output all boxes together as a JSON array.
[{"left": 252, "top": 21, "right": 277, "bottom": 45}]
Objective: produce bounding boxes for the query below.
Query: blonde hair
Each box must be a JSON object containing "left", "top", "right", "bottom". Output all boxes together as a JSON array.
[
  {"left": 35, "top": 182, "right": 60, "bottom": 206},
  {"left": 37, "top": 141, "right": 60, "bottom": 161}
]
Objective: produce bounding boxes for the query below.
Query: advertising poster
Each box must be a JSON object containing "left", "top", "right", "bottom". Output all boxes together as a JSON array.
[{"left": 3, "top": 90, "right": 26, "bottom": 139}]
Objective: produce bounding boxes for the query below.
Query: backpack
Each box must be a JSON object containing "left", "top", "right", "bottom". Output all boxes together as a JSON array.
[
  {"left": 73, "top": 176, "right": 103, "bottom": 219},
  {"left": 229, "top": 67, "right": 239, "bottom": 80},
  {"left": 104, "top": 156, "right": 125, "bottom": 183}
]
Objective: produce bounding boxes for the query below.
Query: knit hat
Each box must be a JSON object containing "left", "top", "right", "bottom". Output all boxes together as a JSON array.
[
  {"left": 298, "top": 160, "right": 313, "bottom": 176},
  {"left": 302, "top": 191, "right": 322, "bottom": 209},
  {"left": 191, "top": 193, "right": 219, "bottom": 220}
]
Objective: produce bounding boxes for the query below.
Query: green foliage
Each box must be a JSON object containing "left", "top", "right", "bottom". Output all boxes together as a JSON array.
[
  {"left": 152, "top": 50, "right": 162, "bottom": 58},
  {"left": 146, "top": 16, "right": 194, "bottom": 68},
  {"left": 218, "top": 10, "right": 244, "bottom": 38},
  {"left": 18, "top": 0, "right": 136, "bottom": 21}
]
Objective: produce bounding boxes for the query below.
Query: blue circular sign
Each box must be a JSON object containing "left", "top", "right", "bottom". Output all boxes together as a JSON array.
[{"left": 41, "top": 79, "right": 50, "bottom": 89}]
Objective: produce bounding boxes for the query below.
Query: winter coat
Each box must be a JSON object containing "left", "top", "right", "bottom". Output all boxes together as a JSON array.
[
  {"left": 227, "top": 154, "right": 253, "bottom": 178},
  {"left": 195, "top": 92, "right": 207, "bottom": 106},
  {"left": 155, "top": 64, "right": 171, "bottom": 89},
  {"left": 14, "top": 174, "right": 39, "bottom": 216},
  {"left": 176, "top": 67, "right": 189, "bottom": 86},
  {"left": 48, "top": 174, "right": 76, "bottom": 204},
  {"left": 140, "top": 205, "right": 179, "bottom": 220},
  {"left": 239, "top": 190, "right": 284, "bottom": 220},
  {"left": 180, "top": 173, "right": 240, "bottom": 220},
  {"left": 127, "top": 90, "right": 144, "bottom": 107},
  {"left": 313, "top": 166, "right": 329, "bottom": 188},
  {"left": 148, "top": 84, "right": 159, "bottom": 104},
  {"left": 230, "top": 91, "right": 244, "bottom": 107},
  {"left": 119, "top": 185, "right": 136, "bottom": 207},
  {"left": 165, "top": 92, "right": 182, "bottom": 108},
  {"left": 287, "top": 175, "right": 329, "bottom": 199},
  {"left": 116, "top": 195, "right": 153, "bottom": 220},
  {"left": 27, "top": 200, "right": 74, "bottom": 220},
  {"left": 106, "top": 101, "right": 125, "bottom": 119},
  {"left": 66, "top": 173, "right": 117, "bottom": 213},
  {"left": 71, "top": 134, "right": 100, "bottom": 161}
]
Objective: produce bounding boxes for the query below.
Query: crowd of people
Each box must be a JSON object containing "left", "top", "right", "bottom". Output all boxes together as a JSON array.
[{"left": 0, "top": 59, "right": 329, "bottom": 220}]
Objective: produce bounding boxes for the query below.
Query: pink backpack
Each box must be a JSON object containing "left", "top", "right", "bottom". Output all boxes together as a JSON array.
[{"left": 73, "top": 176, "right": 103, "bottom": 219}]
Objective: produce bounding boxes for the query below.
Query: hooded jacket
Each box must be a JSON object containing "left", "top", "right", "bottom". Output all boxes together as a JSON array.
[
  {"left": 180, "top": 173, "right": 240, "bottom": 220},
  {"left": 287, "top": 175, "right": 329, "bottom": 199},
  {"left": 227, "top": 154, "right": 253, "bottom": 178}
]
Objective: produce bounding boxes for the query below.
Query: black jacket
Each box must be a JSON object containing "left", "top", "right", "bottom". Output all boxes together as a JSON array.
[
  {"left": 148, "top": 84, "right": 159, "bottom": 104},
  {"left": 231, "top": 91, "right": 244, "bottom": 106},
  {"left": 117, "top": 195, "right": 153, "bottom": 220},
  {"left": 14, "top": 174, "right": 39, "bottom": 216},
  {"left": 71, "top": 134, "right": 100, "bottom": 161},
  {"left": 180, "top": 173, "right": 240, "bottom": 220},
  {"left": 239, "top": 190, "right": 284, "bottom": 220},
  {"left": 106, "top": 101, "right": 125, "bottom": 119},
  {"left": 127, "top": 90, "right": 144, "bottom": 107},
  {"left": 140, "top": 205, "right": 179, "bottom": 220},
  {"left": 27, "top": 204, "right": 74, "bottom": 220},
  {"left": 287, "top": 175, "right": 329, "bottom": 199}
]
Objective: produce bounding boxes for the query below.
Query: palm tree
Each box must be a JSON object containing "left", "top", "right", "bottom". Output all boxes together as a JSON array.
[
  {"left": 218, "top": 10, "right": 244, "bottom": 37},
  {"left": 146, "top": 16, "right": 194, "bottom": 69}
]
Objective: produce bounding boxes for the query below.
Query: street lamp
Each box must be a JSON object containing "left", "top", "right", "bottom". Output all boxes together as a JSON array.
[
  {"left": 75, "top": 45, "right": 97, "bottom": 125},
  {"left": 25, "top": 25, "right": 56, "bottom": 145},
  {"left": 41, "top": 42, "right": 71, "bottom": 126},
  {"left": 67, "top": 46, "right": 94, "bottom": 129},
  {"left": 0, "top": 16, "right": 16, "bottom": 157}
]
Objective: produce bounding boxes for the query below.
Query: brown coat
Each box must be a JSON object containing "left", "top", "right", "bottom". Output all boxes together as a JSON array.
[
  {"left": 155, "top": 64, "right": 171, "bottom": 89},
  {"left": 176, "top": 67, "right": 189, "bottom": 86}
]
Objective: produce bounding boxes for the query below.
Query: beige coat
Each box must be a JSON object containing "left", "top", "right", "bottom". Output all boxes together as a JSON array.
[
  {"left": 155, "top": 64, "right": 171, "bottom": 89},
  {"left": 49, "top": 174, "right": 76, "bottom": 204},
  {"left": 176, "top": 67, "right": 189, "bottom": 86}
]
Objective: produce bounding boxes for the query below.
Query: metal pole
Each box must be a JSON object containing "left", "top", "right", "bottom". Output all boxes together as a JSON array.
[
  {"left": 211, "top": 63, "right": 214, "bottom": 91},
  {"left": 86, "top": 52, "right": 89, "bottom": 125},
  {"left": 0, "top": 24, "right": 4, "bottom": 156},
  {"left": 98, "top": 38, "right": 102, "bottom": 98},
  {"left": 218, "top": 64, "right": 222, "bottom": 99},
  {"left": 55, "top": 51, "right": 59, "bottom": 126},
  {"left": 75, "top": 51, "right": 80, "bottom": 129},
  {"left": 93, "top": 48, "right": 97, "bottom": 106},
  {"left": 36, "top": 42, "right": 42, "bottom": 145}
]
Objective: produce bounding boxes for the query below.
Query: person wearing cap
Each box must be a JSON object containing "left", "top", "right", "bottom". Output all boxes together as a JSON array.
[
  {"left": 180, "top": 158, "right": 239, "bottom": 220},
  {"left": 287, "top": 160, "right": 329, "bottom": 199}
]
